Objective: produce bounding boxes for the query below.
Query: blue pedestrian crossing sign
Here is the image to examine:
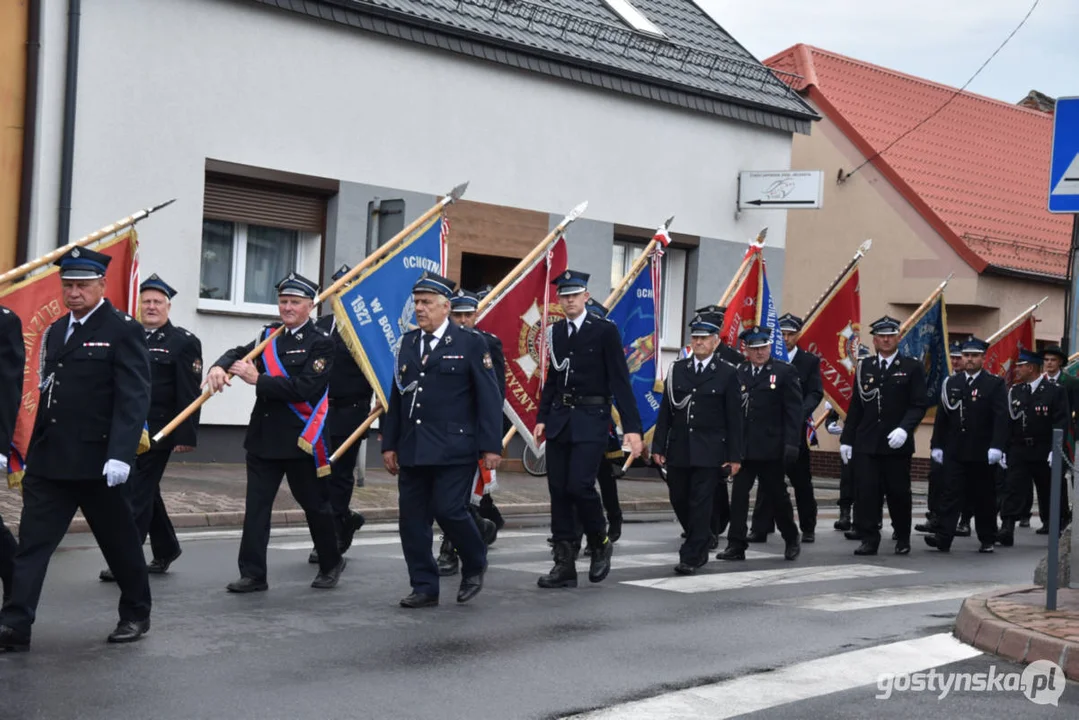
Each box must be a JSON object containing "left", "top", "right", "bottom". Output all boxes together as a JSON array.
[{"left": 1049, "top": 96, "right": 1079, "bottom": 213}]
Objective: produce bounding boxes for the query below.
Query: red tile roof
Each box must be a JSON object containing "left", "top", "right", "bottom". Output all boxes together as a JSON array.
[{"left": 765, "top": 44, "right": 1070, "bottom": 279}]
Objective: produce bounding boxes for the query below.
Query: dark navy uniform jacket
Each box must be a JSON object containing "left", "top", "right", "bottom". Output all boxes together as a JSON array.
[
  {"left": 477, "top": 329, "right": 506, "bottom": 399},
  {"left": 840, "top": 354, "right": 928, "bottom": 456},
  {"left": 1005, "top": 379, "right": 1069, "bottom": 451},
  {"left": 145, "top": 321, "right": 202, "bottom": 449},
  {"left": 737, "top": 359, "right": 802, "bottom": 462},
  {"left": 0, "top": 306, "right": 24, "bottom": 453},
  {"left": 790, "top": 348, "right": 824, "bottom": 433},
  {"left": 27, "top": 300, "right": 151, "bottom": 479},
  {"left": 538, "top": 315, "right": 642, "bottom": 443},
  {"left": 653, "top": 352, "right": 744, "bottom": 468},
  {"left": 716, "top": 343, "right": 744, "bottom": 368},
  {"left": 315, "top": 315, "right": 374, "bottom": 438},
  {"left": 930, "top": 371, "right": 1008, "bottom": 462},
  {"left": 213, "top": 318, "right": 334, "bottom": 460},
  {"left": 381, "top": 320, "right": 502, "bottom": 467}
]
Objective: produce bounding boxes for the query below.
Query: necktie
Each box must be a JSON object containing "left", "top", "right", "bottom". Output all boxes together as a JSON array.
[
  {"left": 568, "top": 323, "right": 576, "bottom": 339},
  {"left": 880, "top": 358, "right": 887, "bottom": 372},
  {"left": 966, "top": 375, "right": 974, "bottom": 387},
  {"left": 425, "top": 334, "right": 436, "bottom": 354},
  {"left": 753, "top": 366, "right": 760, "bottom": 377},
  {"left": 696, "top": 362, "right": 703, "bottom": 375},
  {"left": 65, "top": 319, "right": 81, "bottom": 344}
]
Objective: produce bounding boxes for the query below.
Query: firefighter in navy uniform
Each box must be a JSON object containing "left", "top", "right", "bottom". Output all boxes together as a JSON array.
[
  {"left": 205, "top": 273, "right": 345, "bottom": 593},
  {"left": 98, "top": 274, "right": 202, "bottom": 583},
  {"left": 925, "top": 337, "right": 1008, "bottom": 553},
  {"left": 839, "top": 316, "right": 928, "bottom": 556},
  {"left": 534, "top": 270, "right": 643, "bottom": 589},
  {"left": 717, "top": 326, "right": 802, "bottom": 562},
  {"left": 653, "top": 309, "right": 743, "bottom": 575},
  {"left": 584, "top": 297, "right": 626, "bottom": 548},
  {"left": 436, "top": 289, "right": 501, "bottom": 576},
  {"left": 0, "top": 305, "right": 25, "bottom": 605},
  {"left": 381, "top": 272, "right": 503, "bottom": 608},
  {"left": 1039, "top": 344, "right": 1074, "bottom": 535},
  {"left": 309, "top": 264, "right": 373, "bottom": 567},
  {"left": 827, "top": 345, "right": 872, "bottom": 533},
  {"left": 0, "top": 247, "right": 152, "bottom": 651},
  {"left": 748, "top": 313, "right": 822, "bottom": 543},
  {"left": 997, "top": 349, "right": 1071, "bottom": 546},
  {"left": 918, "top": 342, "right": 963, "bottom": 535}
]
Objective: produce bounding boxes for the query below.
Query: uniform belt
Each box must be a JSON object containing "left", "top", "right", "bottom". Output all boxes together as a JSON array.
[
  {"left": 560, "top": 394, "right": 609, "bottom": 407},
  {"left": 1014, "top": 437, "right": 1045, "bottom": 447}
]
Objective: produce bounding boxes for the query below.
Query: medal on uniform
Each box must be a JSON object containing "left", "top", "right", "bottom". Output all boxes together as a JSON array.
[{"left": 769, "top": 374, "right": 776, "bottom": 390}]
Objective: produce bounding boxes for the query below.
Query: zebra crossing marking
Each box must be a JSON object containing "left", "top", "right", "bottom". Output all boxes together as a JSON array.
[
  {"left": 490, "top": 550, "right": 782, "bottom": 574},
  {"left": 763, "top": 582, "right": 1004, "bottom": 612},
  {"left": 622, "top": 563, "right": 918, "bottom": 593}
]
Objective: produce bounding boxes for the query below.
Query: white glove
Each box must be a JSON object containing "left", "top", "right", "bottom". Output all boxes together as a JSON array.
[
  {"left": 824, "top": 401, "right": 833, "bottom": 412},
  {"left": 839, "top": 444, "right": 853, "bottom": 464},
  {"left": 1048, "top": 452, "right": 1053, "bottom": 467},
  {"left": 931, "top": 448, "right": 943, "bottom": 464},
  {"left": 987, "top": 448, "right": 1003, "bottom": 466},
  {"left": 887, "top": 428, "right": 908, "bottom": 450},
  {"left": 826, "top": 421, "right": 842, "bottom": 436},
  {"left": 103, "top": 459, "right": 131, "bottom": 487},
  {"left": 0, "top": 453, "right": 6, "bottom": 474},
  {"left": 1000, "top": 454, "right": 1007, "bottom": 470}
]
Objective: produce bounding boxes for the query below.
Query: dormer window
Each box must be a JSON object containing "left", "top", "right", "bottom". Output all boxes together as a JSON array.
[{"left": 601, "top": 0, "right": 666, "bottom": 38}]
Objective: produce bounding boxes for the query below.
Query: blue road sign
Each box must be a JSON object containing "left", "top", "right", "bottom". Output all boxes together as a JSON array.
[{"left": 1049, "top": 96, "right": 1079, "bottom": 214}]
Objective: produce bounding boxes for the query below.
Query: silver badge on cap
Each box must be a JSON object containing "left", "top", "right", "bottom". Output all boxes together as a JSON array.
[{"left": 72, "top": 248, "right": 81, "bottom": 257}]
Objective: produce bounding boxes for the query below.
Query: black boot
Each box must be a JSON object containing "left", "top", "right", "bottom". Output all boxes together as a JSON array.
[
  {"left": 834, "top": 507, "right": 852, "bottom": 531},
  {"left": 436, "top": 536, "right": 459, "bottom": 576},
  {"left": 608, "top": 515, "right": 623, "bottom": 543},
  {"left": 588, "top": 535, "right": 613, "bottom": 583},
  {"left": 538, "top": 541, "right": 578, "bottom": 589}
]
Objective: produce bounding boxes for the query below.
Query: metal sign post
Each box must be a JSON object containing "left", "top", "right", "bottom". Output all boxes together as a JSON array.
[{"left": 1047, "top": 429, "right": 1063, "bottom": 610}]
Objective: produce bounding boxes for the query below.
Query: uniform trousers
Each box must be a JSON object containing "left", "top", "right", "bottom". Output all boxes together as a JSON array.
[
  {"left": 728, "top": 460, "right": 798, "bottom": 551},
  {"left": 710, "top": 481, "right": 730, "bottom": 537},
  {"left": 597, "top": 458, "right": 622, "bottom": 522},
  {"left": 1000, "top": 443, "right": 1071, "bottom": 524},
  {"left": 327, "top": 431, "right": 363, "bottom": 539},
  {"left": 751, "top": 442, "right": 817, "bottom": 535},
  {"left": 666, "top": 466, "right": 720, "bottom": 565},
  {"left": 853, "top": 453, "right": 912, "bottom": 545},
  {"left": 123, "top": 446, "right": 180, "bottom": 561},
  {"left": 0, "top": 475, "right": 150, "bottom": 634},
  {"left": 478, "top": 495, "right": 504, "bottom": 529},
  {"left": 546, "top": 436, "right": 607, "bottom": 541},
  {"left": 935, "top": 460, "right": 997, "bottom": 545},
  {"left": 0, "top": 513, "right": 17, "bottom": 600},
  {"left": 837, "top": 461, "right": 854, "bottom": 511},
  {"left": 398, "top": 463, "right": 486, "bottom": 596},
  {"left": 238, "top": 454, "right": 340, "bottom": 580}
]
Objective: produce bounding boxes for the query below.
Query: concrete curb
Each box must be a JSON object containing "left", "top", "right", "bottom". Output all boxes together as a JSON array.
[{"left": 953, "top": 585, "right": 1079, "bottom": 681}]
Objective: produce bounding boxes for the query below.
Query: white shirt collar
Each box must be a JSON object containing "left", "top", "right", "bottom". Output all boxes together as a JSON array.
[
  {"left": 1047, "top": 371, "right": 1061, "bottom": 382},
  {"left": 787, "top": 347, "right": 798, "bottom": 361},
  {"left": 877, "top": 351, "right": 897, "bottom": 367},
  {"left": 1030, "top": 375, "right": 1044, "bottom": 392},
  {"left": 965, "top": 370, "right": 981, "bottom": 382},
  {"left": 567, "top": 313, "right": 586, "bottom": 332},
  {"left": 68, "top": 298, "right": 105, "bottom": 328},
  {"left": 428, "top": 317, "right": 450, "bottom": 341}
]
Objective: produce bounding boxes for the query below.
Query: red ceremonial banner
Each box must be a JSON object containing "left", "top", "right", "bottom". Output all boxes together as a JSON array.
[
  {"left": 0, "top": 231, "right": 140, "bottom": 479},
  {"left": 720, "top": 252, "right": 761, "bottom": 348},
  {"left": 797, "top": 265, "right": 861, "bottom": 417},
  {"left": 476, "top": 235, "right": 568, "bottom": 454},
  {"left": 984, "top": 315, "right": 1035, "bottom": 385}
]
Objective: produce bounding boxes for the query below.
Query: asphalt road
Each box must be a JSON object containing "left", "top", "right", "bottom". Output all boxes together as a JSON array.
[{"left": 0, "top": 511, "right": 1075, "bottom": 719}]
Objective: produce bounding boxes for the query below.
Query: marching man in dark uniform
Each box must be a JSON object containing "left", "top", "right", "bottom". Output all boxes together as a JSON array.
[
  {"left": 839, "top": 315, "right": 928, "bottom": 556},
  {"left": 918, "top": 341, "right": 965, "bottom": 535},
  {"left": 99, "top": 274, "right": 201, "bottom": 582},
  {"left": 997, "top": 349, "right": 1071, "bottom": 545},
  {"left": 925, "top": 337, "right": 1008, "bottom": 553},
  {"left": 748, "top": 313, "right": 822, "bottom": 543},
  {"left": 310, "top": 264, "right": 373, "bottom": 566},
  {"left": 436, "top": 288, "right": 501, "bottom": 576},
  {"left": 1039, "top": 344, "right": 1074, "bottom": 534},
  {"left": 382, "top": 272, "right": 503, "bottom": 608},
  {"left": 584, "top": 297, "right": 625, "bottom": 547},
  {"left": 653, "top": 308, "right": 743, "bottom": 575},
  {"left": 0, "top": 247, "right": 152, "bottom": 651},
  {"left": 717, "top": 326, "right": 802, "bottom": 562},
  {"left": 205, "top": 273, "right": 345, "bottom": 593},
  {"left": 0, "top": 304, "right": 25, "bottom": 605},
  {"left": 534, "top": 270, "right": 643, "bottom": 588}
]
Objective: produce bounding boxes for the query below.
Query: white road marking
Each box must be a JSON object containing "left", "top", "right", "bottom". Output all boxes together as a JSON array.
[
  {"left": 268, "top": 530, "right": 550, "bottom": 551},
  {"left": 564, "top": 633, "right": 981, "bottom": 719},
  {"left": 764, "top": 582, "right": 1004, "bottom": 612},
  {"left": 622, "top": 564, "right": 917, "bottom": 593},
  {"left": 492, "top": 551, "right": 781, "bottom": 574}
]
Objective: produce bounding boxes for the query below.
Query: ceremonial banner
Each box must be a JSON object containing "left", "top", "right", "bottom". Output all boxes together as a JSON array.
[
  {"left": 332, "top": 214, "right": 447, "bottom": 411},
  {"left": 476, "top": 236, "right": 568, "bottom": 455},
  {"left": 898, "top": 293, "right": 950, "bottom": 400},
  {"left": 798, "top": 266, "right": 861, "bottom": 416},
  {"left": 0, "top": 230, "right": 140, "bottom": 487},
  {"left": 720, "top": 251, "right": 761, "bottom": 349},
  {"left": 758, "top": 259, "right": 788, "bottom": 362},
  {"left": 606, "top": 251, "right": 662, "bottom": 444},
  {"left": 984, "top": 315, "right": 1035, "bottom": 384}
]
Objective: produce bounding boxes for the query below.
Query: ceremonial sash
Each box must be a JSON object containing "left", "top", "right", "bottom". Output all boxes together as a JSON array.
[
  {"left": 262, "top": 329, "right": 332, "bottom": 477},
  {"left": 471, "top": 460, "right": 497, "bottom": 505},
  {"left": 6, "top": 446, "right": 24, "bottom": 491},
  {"left": 138, "top": 422, "right": 151, "bottom": 455}
]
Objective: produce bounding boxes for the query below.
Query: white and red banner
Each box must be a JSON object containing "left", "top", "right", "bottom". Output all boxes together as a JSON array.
[
  {"left": 984, "top": 315, "right": 1035, "bottom": 385},
  {"left": 720, "top": 249, "right": 762, "bottom": 349}
]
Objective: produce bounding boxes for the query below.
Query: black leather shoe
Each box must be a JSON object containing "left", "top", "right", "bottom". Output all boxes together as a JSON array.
[
  {"left": 1036, "top": 526, "right": 1050, "bottom": 535},
  {"left": 340, "top": 512, "right": 366, "bottom": 553},
  {"left": 708, "top": 534, "right": 720, "bottom": 550},
  {"left": 954, "top": 523, "right": 971, "bottom": 538},
  {"left": 801, "top": 532, "right": 815, "bottom": 544},
  {"left": 0, "top": 625, "right": 30, "bottom": 652},
  {"left": 894, "top": 539, "right": 911, "bottom": 555},
  {"left": 479, "top": 517, "right": 498, "bottom": 546},
  {"left": 608, "top": 516, "right": 623, "bottom": 544},
  {"left": 784, "top": 539, "right": 801, "bottom": 561},
  {"left": 436, "top": 536, "right": 459, "bottom": 577},
  {"left": 99, "top": 568, "right": 115, "bottom": 582},
  {"left": 107, "top": 618, "right": 150, "bottom": 644},
  {"left": 924, "top": 535, "right": 950, "bottom": 552},
  {"left": 588, "top": 537, "right": 613, "bottom": 583},
  {"left": 457, "top": 569, "right": 485, "bottom": 603},
  {"left": 914, "top": 522, "right": 935, "bottom": 533},
  {"left": 716, "top": 546, "right": 745, "bottom": 561},
  {"left": 148, "top": 548, "right": 182, "bottom": 574},
  {"left": 311, "top": 557, "right": 347, "bottom": 589},
  {"left": 979, "top": 542, "right": 995, "bottom": 553},
  {"left": 853, "top": 541, "right": 879, "bottom": 556},
  {"left": 226, "top": 577, "right": 268, "bottom": 593},
  {"left": 746, "top": 531, "right": 768, "bottom": 543},
  {"left": 833, "top": 508, "right": 852, "bottom": 531},
  {"left": 674, "top": 562, "right": 697, "bottom": 576},
  {"left": 1019, "top": 517, "right": 1032, "bottom": 528},
  {"left": 844, "top": 530, "right": 862, "bottom": 541},
  {"left": 308, "top": 549, "right": 320, "bottom": 565},
  {"left": 400, "top": 592, "right": 439, "bottom": 608}
]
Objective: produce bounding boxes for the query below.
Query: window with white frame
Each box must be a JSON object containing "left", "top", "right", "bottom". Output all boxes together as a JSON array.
[
  {"left": 610, "top": 239, "right": 686, "bottom": 349},
  {"left": 200, "top": 221, "right": 310, "bottom": 312}
]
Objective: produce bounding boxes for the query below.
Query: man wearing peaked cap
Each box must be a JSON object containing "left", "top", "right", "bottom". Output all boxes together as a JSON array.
[
  {"left": 98, "top": 274, "right": 203, "bottom": 583},
  {"left": 717, "top": 325, "right": 803, "bottom": 562},
  {"left": 926, "top": 336, "right": 1008, "bottom": 553},
  {"left": 535, "top": 269, "right": 643, "bottom": 588},
  {"left": 0, "top": 304, "right": 24, "bottom": 608},
  {"left": 310, "top": 264, "right": 374, "bottom": 568},
  {"left": 839, "top": 314, "right": 928, "bottom": 557},
  {"left": 585, "top": 297, "right": 608, "bottom": 319},
  {"left": 381, "top": 271, "right": 503, "bottom": 608},
  {"left": 695, "top": 304, "right": 743, "bottom": 367},
  {"left": 653, "top": 309, "right": 743, "bottom": 574},
  {"left": 206, "top": 271, "right": 346, "bottom": 593},
  {"left": 748, "top": 312, "right": 823, "bottom": 545},
  {"left": 1, "top": 245, "right": 153, "bottom": 651}
]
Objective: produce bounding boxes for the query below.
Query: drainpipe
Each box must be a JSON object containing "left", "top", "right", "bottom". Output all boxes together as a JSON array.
[
  {"left": 56, "top": 0, "right": 81, "bottom": 247},
  {"left": 15, "top": 0, "right": 42, "bottom": 263}
]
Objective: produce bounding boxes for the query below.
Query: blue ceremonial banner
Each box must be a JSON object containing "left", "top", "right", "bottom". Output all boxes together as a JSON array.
[
  {"left": 898, "top": 293, "right": 949, "bottom": 398},
  {"left": 759, "top": 262, "right": 789, "bottom": 362},
  {"left": 606, "top": 262, "right": 662, "bottom": 443},
  {"left": 332, "top": 214, "right": 447, "bottom": 410}
]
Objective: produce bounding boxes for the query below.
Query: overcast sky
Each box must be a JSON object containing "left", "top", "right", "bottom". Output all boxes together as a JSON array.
[{"left": 697, "top": 0, "right": 1076, "bottom": 104}]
